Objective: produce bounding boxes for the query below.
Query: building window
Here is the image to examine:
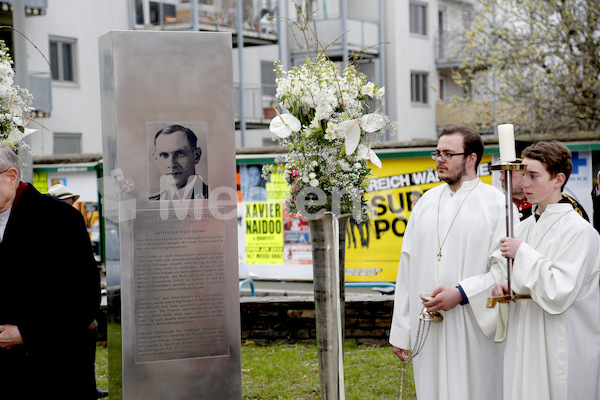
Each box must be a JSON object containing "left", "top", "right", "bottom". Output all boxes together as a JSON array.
[
  {"left": 411, "top": 72, "right": 428, "bottom": 104},
  {"left": 463, "top": 10, "right": 473, "bottom": 30},
  {"left": 149, "top": 1, "right": 176, "bottom": 25},
  {"left": 53, "top": 133, "right": 81, "bottom": 154},
  {"left": 410, "top": 2, "right": 427, "bottom": 35},
  {"left": 49, "top": 37, "right": 76, "bottom": 83},
  {"left": 134, "top": 0, "right": 144, "bottom": 25}
]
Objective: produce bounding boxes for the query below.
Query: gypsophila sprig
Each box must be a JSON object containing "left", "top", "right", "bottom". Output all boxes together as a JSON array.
[
  {"left": 0, "top": 40, "right": 35, "bottom": 157},
  {"left": 263, "top": 55, "right": 395, "bottom": 223}
]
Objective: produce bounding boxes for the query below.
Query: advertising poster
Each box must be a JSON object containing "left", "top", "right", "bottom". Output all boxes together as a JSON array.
[
  {"left": 238, "top": 168, "right": 289, "bottom": 265},
  {"left": 238, "top": 156, "right": 494, "bottom": 281},
  {"left": 563, "top": 150, "right": 593, "bottom": 218},
  {"left": 345, "top": 155, "right": 494, "bottom": 282},
  {"left": 239, "top": 164, "right": 267, "bottom": 202},
  {"left": 244, "top": 202, "right": 284, "bottom": 264},
  {"left": 266, "top": 172, "right": 289, "bottom": 202},
  {"left": 282, "top": 207, "right": 311, "bottom": 264}
]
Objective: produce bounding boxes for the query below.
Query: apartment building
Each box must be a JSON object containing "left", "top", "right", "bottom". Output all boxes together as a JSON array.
[
  {"left": 0, "top": 0, "right": 479, "bottom": 157},
  {"left": 8, "top": 0, "right": 128, "bottom": 156}
]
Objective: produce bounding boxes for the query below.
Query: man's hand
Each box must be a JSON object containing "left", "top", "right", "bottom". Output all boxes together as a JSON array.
[
  {"left": 392, "top": 346, "right": 411, "bottom": 361},
  {"left": 0, "top": 324, "right": 23, "bottom": 350},
  {"left": 425, "top": 285, "right": 462, "bottom": 312},
  {"left": 492, "top": 281, "right": 509, "bottom": 297},
  {"left": 500, "top": 237, "right": 522, "bottom": 259}
]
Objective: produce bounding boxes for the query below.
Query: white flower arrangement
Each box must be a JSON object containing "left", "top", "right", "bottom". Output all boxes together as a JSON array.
[
  {"left": 263, "top": 55, "right": 395, "bottom": 223},
  {"left": 0, "top": 41, "right": 35, "bottom": 157}
]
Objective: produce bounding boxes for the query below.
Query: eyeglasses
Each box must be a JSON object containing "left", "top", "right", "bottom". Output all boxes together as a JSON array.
[
  {"left": 0, "top": 168, "right": 10, "bottom": 175},
  {"left": 431, "top": 151, "right": 467, "bottom": 161}
]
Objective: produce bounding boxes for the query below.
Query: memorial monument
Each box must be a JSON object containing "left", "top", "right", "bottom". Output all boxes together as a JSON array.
[{"left": 99, "top": 31, "right": 241, "bottom": 399}]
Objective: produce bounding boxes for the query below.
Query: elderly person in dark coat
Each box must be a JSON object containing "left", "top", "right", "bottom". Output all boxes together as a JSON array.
[{"left": 0, "top": 143, "right": 100, "bottom": 399}]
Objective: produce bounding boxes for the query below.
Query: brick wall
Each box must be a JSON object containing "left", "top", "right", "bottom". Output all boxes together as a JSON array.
[{"left": 240, "top": 295, "right": 394, "bottom": 345}]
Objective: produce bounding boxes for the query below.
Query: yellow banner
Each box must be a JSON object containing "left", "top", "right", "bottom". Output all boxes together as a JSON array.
[
  {"left": 345, "top": 155, "right": 493, "bottom": 282},
  {"left": 245, "top": 202, "right": 284, "bottom": 264}
]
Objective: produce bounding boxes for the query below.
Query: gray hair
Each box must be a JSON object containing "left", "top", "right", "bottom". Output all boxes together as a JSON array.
[{"left": 0, "top": 143, "right": 22, "bottom": 181}]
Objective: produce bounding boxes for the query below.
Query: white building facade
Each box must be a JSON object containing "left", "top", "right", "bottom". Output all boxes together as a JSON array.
[
  {"left": 4, "top": 0, "right": 478, "bottom": 157},
  {"left": 22, "top": 0, "right": 130, "bottom": 156}
]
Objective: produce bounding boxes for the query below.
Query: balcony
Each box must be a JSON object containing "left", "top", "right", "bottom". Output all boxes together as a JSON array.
[
  {"left": 133, "top": 1, "right": 278, "bottom": 45},
  {"left": 435, "top": 30, "right": 469, "bottom": 69},
  {"left": 288, "top": 15, "right": 380, "bottom": 60},
  {"left": 1, "top": 0, "right": 47, "bottom": 15},
  {"left": 28, "top": 71, "right": 52, "bottom": 116},
  {"left": 234, "top": 83, "right": 277, "bottom": 126}
]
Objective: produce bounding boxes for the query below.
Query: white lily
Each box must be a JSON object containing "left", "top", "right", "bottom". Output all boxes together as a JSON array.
[
  {"left": 357, "top": 143, "right": 382, "bottom": 169},
  {"left": 359, "top": 109, "right": 386, "bottom": 133},
  {"left": 339, "top": 119, "right": 360, "bottom": 155},
  {"left": 269, "top": 112, "right": 301, "bottom": 138},
  {"left": 23, "top": 127, "right": 38, "bottom": 137},
  {"left": 12, "top": 116, "right": 37, "bottom": 137}
]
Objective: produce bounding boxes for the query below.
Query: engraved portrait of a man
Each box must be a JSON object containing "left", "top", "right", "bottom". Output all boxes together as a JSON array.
[{"left": 149, "top": 124, "right": 209, "bottom": 200}]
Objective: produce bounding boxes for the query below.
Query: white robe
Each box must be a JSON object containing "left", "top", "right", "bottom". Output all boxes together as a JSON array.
[
  {"left": 495, "top": 203, "right": 600, "bottom": 400},
  {"left": 390, "top": 178, "right": 509, "bottom": 400}
]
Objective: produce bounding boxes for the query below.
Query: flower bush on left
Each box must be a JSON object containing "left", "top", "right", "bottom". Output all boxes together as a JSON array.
[{"left": 0, "top": 40, "right": 37, "bottom": 158}]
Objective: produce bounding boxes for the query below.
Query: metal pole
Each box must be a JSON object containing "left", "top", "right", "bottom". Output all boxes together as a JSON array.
[
  {"left": 236, "top": 0, "right": 246, "bottom": 147},
  {"left": 127, "top": 0, "right": 136, "bottom": 29},
  {"left": 191, "top": 0, "right": 199, "bottom": 31},
  {"left": 505, "top": 171, "right": 514, "bottom": 295},
  {"left": 341, "top": 0, "right": 348, "bottom": 66},
  {"left": 378, "top": 0, "right": 388, "bottom": 140},
  {"left": 277, "top": 0, "right": 284, "bottom": 69},
  {"left": 13, "top": 2, "right": 32, "bottom": 183}
]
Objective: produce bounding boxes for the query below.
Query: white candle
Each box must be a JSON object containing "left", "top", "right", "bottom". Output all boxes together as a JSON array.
[{"left": 498, "top": 124, "right": 516, "bottom": 162}]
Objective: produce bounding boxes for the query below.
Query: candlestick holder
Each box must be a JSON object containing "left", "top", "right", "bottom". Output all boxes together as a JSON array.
[
  {"left": 489, "top": 161, "right": 526, "bottom": 172},
  {"left": 487, "top": 161, "right": 526, "bottom": 307}
]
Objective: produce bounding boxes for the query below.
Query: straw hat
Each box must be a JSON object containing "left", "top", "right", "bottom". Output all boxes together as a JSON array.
[{"left": 48, "top": 184, "right": 80, "bottom": 202}]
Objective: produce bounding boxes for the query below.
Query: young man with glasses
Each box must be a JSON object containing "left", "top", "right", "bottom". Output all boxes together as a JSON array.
[{"left": 390, "top": 125, "right": 513, "bottom": 400}]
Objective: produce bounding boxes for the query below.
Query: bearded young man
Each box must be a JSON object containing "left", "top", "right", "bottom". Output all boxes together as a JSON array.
[
  {"left": 492, "top": 141, "right": 600, "bottom": 399},
  {"left": 390, "top": 125, "right": 513, "bottom": 400}
]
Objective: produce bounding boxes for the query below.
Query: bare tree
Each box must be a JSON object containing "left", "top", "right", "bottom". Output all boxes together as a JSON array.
[{"left": 451, "top": 0, "right": 600, "bottom": 134}]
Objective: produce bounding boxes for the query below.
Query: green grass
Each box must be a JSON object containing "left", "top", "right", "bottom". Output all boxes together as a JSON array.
[
  {"left": 95, "top": 340, "right": 416, "bottom": 399},
  {"left": 241, "top": 341, "right": 415, "bottom": 399},
  {"left": 95, "top": 343, "right": 108, "bottom": 391}
]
